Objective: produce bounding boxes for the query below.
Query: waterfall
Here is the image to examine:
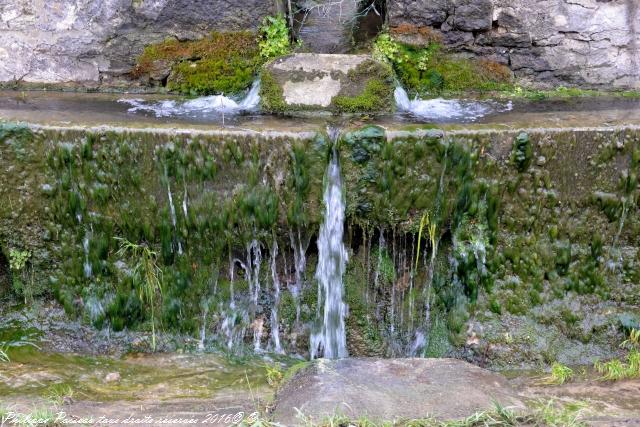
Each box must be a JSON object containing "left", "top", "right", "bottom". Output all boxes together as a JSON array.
[
  {"left": 120, "top": 79, "right": 261, "bottom": 118},
  {"left": 311, "top": 144, "right": 348, "bottom": 360},
  {"left": 395, "top": 86, "right": 512, "bottom": 122}
]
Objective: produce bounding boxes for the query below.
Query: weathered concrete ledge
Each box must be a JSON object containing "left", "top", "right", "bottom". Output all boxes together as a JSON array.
[{"left": 272, "top": 358, "right": 524, "bottom": 424}]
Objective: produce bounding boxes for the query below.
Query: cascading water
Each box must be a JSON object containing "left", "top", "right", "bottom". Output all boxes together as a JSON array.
[
  {"left": 120, "top": 79, "right": 261, "bottom": 118},
  {"left": 394, "top": 86, "right": 512, "bottom": 122},
  {"left": 310, "top": 133, "right": 349, "bottom": 360}
]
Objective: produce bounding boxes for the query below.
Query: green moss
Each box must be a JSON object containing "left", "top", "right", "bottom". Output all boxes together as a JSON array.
[
  {"left": 331, "top": 60, "right": 395, "bottom": 113},
  {"left": 134, "top": 32, "right": 262, "bottom": 96},
  {"left": 259, "top": 70, "right": 288, "bottom": 113},
  {"left": 374, "top": 33, "right": 513, "bottom": 96}
]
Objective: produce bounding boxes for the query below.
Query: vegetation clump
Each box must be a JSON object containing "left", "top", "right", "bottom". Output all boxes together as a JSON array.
[
  {"left": 133, "top": 31, "right": 262, "bottom": 96},
  {"left": 373, "top": 31, "right": 513, "bottom": 95}
]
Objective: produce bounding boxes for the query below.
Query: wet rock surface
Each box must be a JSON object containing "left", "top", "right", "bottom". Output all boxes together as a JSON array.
[{"left": 272, "top": 358, "right": 524, "bottom": 424}]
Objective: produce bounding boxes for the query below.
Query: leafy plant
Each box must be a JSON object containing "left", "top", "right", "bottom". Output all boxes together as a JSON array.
[
  {"left": 258, "top": 16, "right": 290, "bottom": 59},
  {"left": 116, "top": 238, "right": 163, "bottom": 351}
]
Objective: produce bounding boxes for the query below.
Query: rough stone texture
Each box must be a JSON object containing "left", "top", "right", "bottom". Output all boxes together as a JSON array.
[
  {"left": 294, "top": 0, "right": 360, "bottom": 53},
  {"left": 263, "top": 53, "right": 392, "bottom": 111},
  {"left": 272, "top": 358, "right": 524, "bottom": 424},
  {"left": 388, "top": 0, "right": 640, "bottom": 89},
  {"left": 0, "top": 0, "right": 279, "bottom": 87}
]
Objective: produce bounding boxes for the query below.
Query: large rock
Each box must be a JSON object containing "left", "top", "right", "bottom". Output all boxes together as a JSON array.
[
  {"left": 272, "top": 358, "right": 524, "bottom": 424},
  {"left": 260, "top": 53, "right": 394, "bottom": 113},
  {"left": 0, "top": 0, "right": 277, "bottom": 87},
  {"left": 451, "top": 0, "right": 493, "bottom": 31}
]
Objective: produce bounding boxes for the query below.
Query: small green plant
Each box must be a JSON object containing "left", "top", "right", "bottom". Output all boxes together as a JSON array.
[
  {"left": 540, "top": 362, "right": 574, "bottom": 385},
  {"left": 8, "top": 248, "right": 33, "bottom": 303},
  {"left": 116, "top": 238, "right": 163, "bottom": 351},
  {"left": 595, "top": 358, "right": 627, "bottom": 381},
  {"left": 45, "top": 383, "right": 74, "bottom": 406},
  {"left": 264, "top": 363, "right": 284, "bottom": 388},
  {"left": 0, "top": 345, "right": 9, "bottom": 363},
  {"left": 534, "top": 399, "right": 587, "bottom": 427},
  {"left": 258, "top": 16, "right": 290, "bottom": 59},
  {"left": 621, "top": 328, "right": 640, "bottom": 350}
]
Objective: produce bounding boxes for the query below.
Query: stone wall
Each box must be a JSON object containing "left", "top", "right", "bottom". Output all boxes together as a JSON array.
[
  {"left": 388, "top": 0, "right": 640, "bottom": 89},
  {"left": 0, "top": 0, "right": 280, "bottom": 88}
]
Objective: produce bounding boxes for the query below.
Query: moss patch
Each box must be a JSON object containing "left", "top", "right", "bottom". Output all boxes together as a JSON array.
[
  {"left": 332, "top": 60, "right": 395, "bottom": 114},
  {"left": 374, "top": 33, "right": 513, "bottom": 96},
  {"left": 133, "top": 32, "right": 262, "bottom": 96}
]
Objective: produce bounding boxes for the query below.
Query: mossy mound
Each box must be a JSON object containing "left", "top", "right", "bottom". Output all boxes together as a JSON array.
[
  {"left": 374, "top": 32, "right": 513, "bottom": 96},
  {"left": 132, "top": 32, "right": 262, "bottom": 96}
]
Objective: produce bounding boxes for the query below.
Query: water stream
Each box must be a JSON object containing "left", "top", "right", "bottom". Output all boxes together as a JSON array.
[
  {"left": 119, "top": 79, "right": 261, "bottom": 118},
  {"left": 310, "top": 131, "right": 349, "bottom": 359},
  {"left": 394, "top": 86, "right": 512, "bottom": 122}
]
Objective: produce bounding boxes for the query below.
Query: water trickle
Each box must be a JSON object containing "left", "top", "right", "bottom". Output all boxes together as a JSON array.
[
  {"left": 394, "top": 86, "right": 512, "bottom": 122},
  {"left": 166, "top": 176, "right": 182, "bottom": 255},
  {"left": 289, "top": 228, "right": 308, "bottom": 326},
  {"left": 269, "top": 238, "right": 284, "bottom": 354},
  {"left": 311, "top": 136, "right": 348, "bottom": 360},
  {"left": 120, "top": 79, "right": 261, "bottom": 118},
  {"left": 83, "top": 230, "right": 92, "bottom": 279}
]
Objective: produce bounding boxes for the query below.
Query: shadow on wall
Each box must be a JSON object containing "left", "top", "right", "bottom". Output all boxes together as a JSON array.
[{"left": 0, "top": 248, "right": 10, "bottom": 295}]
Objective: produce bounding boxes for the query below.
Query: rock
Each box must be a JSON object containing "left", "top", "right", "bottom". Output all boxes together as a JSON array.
[
  {"left": 0, "top": 0, "right": 276, "bottom": 87},
  {"left": 452, "top": 0, "right": 493, "bottom": 31},
  {"left": 104, "top": 372, "right": 121, "bottom": 383},
  {"left": 387, "top": 0, "right": 452, "bottom": 27},
  {"left": 261, "top": 54, "right": 394, "bottom": 113},
  {"left": 272, "top": 358, "right": 524, "bottom": 424}
]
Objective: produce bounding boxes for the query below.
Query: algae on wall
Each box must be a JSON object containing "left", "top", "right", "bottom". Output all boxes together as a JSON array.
[{"left": 0, "top": 123, "right": 638, "bottom": 364}]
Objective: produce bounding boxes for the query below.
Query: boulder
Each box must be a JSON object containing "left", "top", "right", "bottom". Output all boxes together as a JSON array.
[
  {"left": 272, "top": 358, "right": 524, "bottom": 424},
  {"left": 260, "top": 54, "right": 394, "bottom": 114}
]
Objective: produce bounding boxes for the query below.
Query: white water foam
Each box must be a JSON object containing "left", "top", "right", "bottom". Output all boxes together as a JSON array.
[
  {"left": 395, "top": 86, "right": 512, "bottom": 122},
  {"left": 120, "top": 79, "right": 261, "bottom": 117}
]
